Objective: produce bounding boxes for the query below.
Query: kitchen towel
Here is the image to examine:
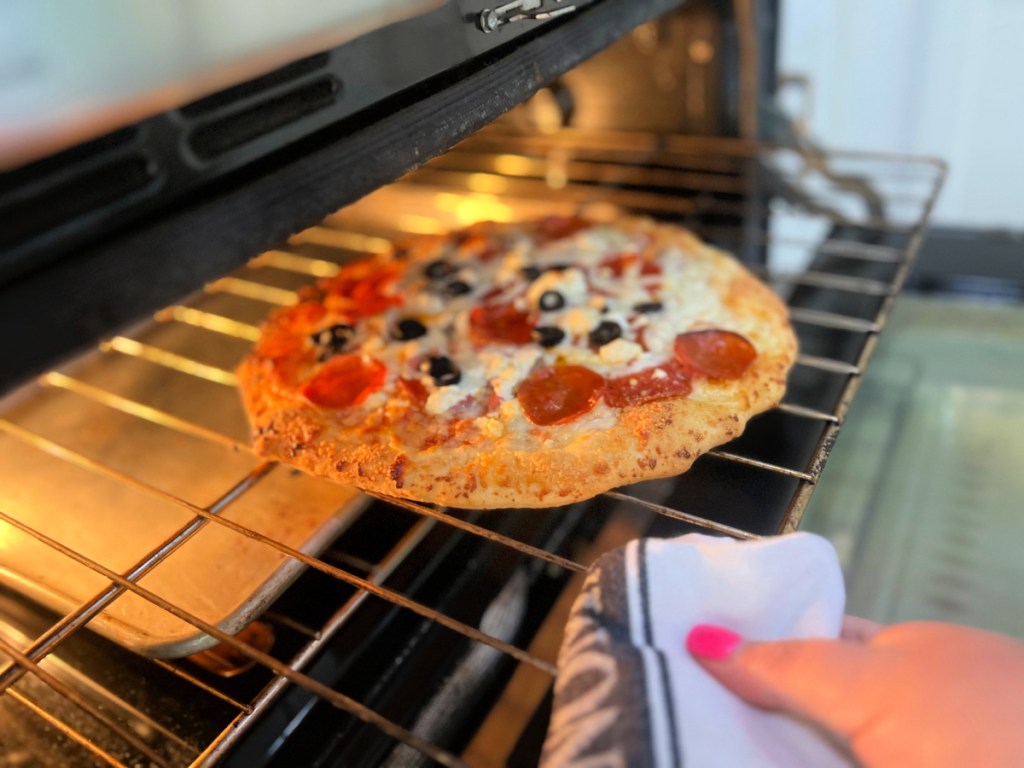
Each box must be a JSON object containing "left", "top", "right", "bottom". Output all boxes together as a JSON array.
[{"left": 541, "top": 532, "right": 853, "bottom": 767}]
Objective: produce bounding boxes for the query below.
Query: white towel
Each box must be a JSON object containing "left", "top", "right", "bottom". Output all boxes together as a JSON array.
[{"left": 541, "top": 532, "right": 853, "bottom": 767}]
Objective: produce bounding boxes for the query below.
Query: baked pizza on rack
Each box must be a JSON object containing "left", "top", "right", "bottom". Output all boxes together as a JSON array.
[{"left": 237, "top": 216, "right": 797, "bottom": 508}]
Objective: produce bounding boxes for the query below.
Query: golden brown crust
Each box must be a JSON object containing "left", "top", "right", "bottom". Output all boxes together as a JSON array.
[{"left": 237, "top": 218, "right": 797, "bottom": 509}]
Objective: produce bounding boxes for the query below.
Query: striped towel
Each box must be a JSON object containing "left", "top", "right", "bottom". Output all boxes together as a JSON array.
[{"left": 542, "top": 532, "right": 853, "bottom": 767}]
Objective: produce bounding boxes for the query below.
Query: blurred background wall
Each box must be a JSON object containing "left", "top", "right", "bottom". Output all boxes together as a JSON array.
[{"left": 780, "top": 0, "right": 1024, "bottom": 230}]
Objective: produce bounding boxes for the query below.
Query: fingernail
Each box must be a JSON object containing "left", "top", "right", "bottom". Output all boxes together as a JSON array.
[{"left": 686, "top": 624, "right": 743, "bottom": 660}]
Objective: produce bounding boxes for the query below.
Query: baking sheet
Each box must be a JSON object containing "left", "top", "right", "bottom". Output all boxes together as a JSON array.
[{"left": 0, "top": 297, "right": 366, "bottom": 659}]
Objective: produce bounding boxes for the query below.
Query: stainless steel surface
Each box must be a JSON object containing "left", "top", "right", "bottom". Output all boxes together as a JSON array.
[
  {"left": 0, "top": 135, "right": 944, "bottom": 765},
  {"left": 0, "top": 0, "right": 445, "bottom": 168}
]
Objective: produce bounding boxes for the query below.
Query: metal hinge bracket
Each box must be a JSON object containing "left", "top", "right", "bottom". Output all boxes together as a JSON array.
[{"left": 477, "top": 0, "right": 577, "bottom": 34}]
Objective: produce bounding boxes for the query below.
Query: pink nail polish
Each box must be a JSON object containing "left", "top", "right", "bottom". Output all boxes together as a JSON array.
[{"left": 686, "top": 624, "right": 742, "bottom": 660}]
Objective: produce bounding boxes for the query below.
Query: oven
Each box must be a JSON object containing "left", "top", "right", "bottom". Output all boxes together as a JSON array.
[{"left": 0, "top": 2, "right": 945, "bottom": 765}]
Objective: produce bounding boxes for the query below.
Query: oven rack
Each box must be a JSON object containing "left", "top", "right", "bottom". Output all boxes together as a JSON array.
[{"left": 0, "top": 135, "right": 944, "bottom": 766}]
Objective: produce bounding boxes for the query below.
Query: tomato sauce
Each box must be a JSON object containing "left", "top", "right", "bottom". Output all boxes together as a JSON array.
[
  {"left": 536, "top": 216, "right": 593, "bottom": 242},
  {"left": 396, "top": 377, "right": 429, "bottom": 404},
  {"left": 600, "top": 253, "right": 663, "bottom": 278}
]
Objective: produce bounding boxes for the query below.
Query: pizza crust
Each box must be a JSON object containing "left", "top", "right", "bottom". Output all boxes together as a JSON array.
[{"left": 237, "top": 218, "right": 797, "bottom": 509}]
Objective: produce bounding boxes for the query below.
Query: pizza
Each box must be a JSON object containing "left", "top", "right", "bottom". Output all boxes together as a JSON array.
[{"left": 237, "top": 216, "right": 797, "bottom": 508}]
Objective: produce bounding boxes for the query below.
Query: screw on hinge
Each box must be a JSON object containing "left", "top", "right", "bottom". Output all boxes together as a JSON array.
[{"left": 478, "top": 8, "right": 501, "bottom": 33}]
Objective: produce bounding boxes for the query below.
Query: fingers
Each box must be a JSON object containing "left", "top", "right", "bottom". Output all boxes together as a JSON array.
[
  {"left": 840, "top": 614, "right": 882, "bottom": 643},
  {"left": 685, "top": 625, "right": 785, "bottom": 711},
  {"left": 687, "top": 622, "right": 1024, "bottom": 768},
  {"left": 686, "top": 624, "right": 882, "bottom": 739}
]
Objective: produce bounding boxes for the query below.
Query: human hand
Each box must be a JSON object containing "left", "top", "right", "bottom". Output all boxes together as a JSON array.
[{"left": 686, "top": 619, "right": 1024, "bottom": 767}]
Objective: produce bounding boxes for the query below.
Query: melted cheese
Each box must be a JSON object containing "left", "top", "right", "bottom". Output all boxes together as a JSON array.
[
  {"left": 338, "top": 223, "right": 747, "bottom": 419},
  {"left": 526, "top": 268, "right": 588, "bottom": 307},
  {"left": 599, "top": 338, "right": 644, "bottom": 365},
  {"left": 425, "top": 386, "right": 466, "bottom": 415},
  {"left": 482, "top": 347, "right": 542, "bottom": 399}
]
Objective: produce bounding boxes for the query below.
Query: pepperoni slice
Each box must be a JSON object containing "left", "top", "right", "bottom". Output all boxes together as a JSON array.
[
  {"left": 285, "top": 301, "right": 328, "bottom": 330},
  {"left": 605, "top": 360, "right": 692, "bottom": 407},
  {"left": 674, "top": 330, "right": 757, "bottom": 380},
  {"left": 352, "top": 269, "right": 401, "bottom": 310},
  {"left": 469, "top": 303, "right": 535, "bottom": 345},
  {"left": 517, "top": 366, "right": 604, "bottom": 426},
  {"left": 261, "top": 320, "right": 318, "bottom": 381},
  {"left": 324, "top": 263, "right": 403, "bottom": 318},
  {"left": 302, "top": 355, "right": 386, "bottom": 409},
  {"left": 262, "top": 302, "right": 328, "bottom": 361}
]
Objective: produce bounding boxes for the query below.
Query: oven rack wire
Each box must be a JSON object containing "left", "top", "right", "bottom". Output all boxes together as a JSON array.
[{"left": 0, "top": 135, "right": 945, "bottom": 766}]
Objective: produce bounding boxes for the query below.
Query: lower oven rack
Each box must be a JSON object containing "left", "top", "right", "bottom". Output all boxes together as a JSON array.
[{"left": 0, "top": 134, "right": 944, "bottom": 766}]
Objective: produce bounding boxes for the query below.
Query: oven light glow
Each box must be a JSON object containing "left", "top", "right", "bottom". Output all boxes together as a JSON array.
[
  {"left": 546, "top": 164, "right": 568, "bottom": 190},
  {"left": 397, "top": 215, "right": 446, "bottom": 235},
  {"left": 431, "top": 192, "right": 466, "bottom": 212},
  {"left": 101, "top": 337, "right": 239, "bottom": 386},
  {"left": 289, "top": 227, "right": 391, "bottom": 254},
  {"left": 0, "top": 520, "right": 13, "bottom": 557},
  {"left": 429, "top": 192, "right": 515, "bottom": 224},
  {"left": 466, "top": 173, "right": 509, "bottom": 195},
  {"left": 206, "top": 278, "right": 298, "bottom": 307},
  {"left": 579, "top": 201, "right": 621, "bottom": 222},
  {"left": 492, "top": 154, "right": 536, "bottom": 177},
  {"left": 251, "top": 250, "right": 340, "bottom": 278},
  {"left": 154, "top": 307, "right": 262, "bottom": 342},
  {"left": 453, "top": 195, "right": 514, "bottom": 225}
]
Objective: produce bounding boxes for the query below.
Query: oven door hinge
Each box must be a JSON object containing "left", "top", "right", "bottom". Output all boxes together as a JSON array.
[{"left": 477, "top": 0, "right": 577, "bottom": 33}]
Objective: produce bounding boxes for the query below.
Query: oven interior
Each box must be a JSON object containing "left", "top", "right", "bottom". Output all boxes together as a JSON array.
[
  {"left": 0, "top": 130, "right": 944, "bottom": 766},
  {"left": 0, "top": 3, "right": 948, "bottom": 767}
]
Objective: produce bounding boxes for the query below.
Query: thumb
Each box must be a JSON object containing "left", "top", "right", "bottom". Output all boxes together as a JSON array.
[{"left": 686, "top": 624, "right": 883, "bottom": 740}]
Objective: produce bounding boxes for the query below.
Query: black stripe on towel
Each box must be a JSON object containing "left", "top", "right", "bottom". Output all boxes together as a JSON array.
[{"left": 638, "top": 538, "right": 683, "bottom": 767}]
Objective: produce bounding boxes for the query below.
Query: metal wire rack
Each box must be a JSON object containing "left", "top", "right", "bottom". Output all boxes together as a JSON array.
[{"left": 0, "top": 134, "right": 944, "bottom": 766}]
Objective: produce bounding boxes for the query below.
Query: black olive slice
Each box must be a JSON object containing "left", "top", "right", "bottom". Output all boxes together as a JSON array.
[{"left": 589, "top": 321, "right": 622, "bottom": 347}]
